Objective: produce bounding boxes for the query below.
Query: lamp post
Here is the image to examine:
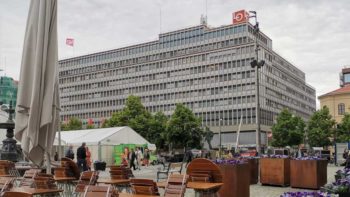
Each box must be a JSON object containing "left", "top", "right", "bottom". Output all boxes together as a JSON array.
[
  {"left": 219, "top": 118, "right": 223, "bottom": 158},
  {"left": 249, "top": 11, "right": 265, "bottom": 155}
]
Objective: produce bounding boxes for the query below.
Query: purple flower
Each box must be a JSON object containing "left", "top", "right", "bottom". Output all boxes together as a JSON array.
[
  {"left": 280, "top": 191, "right": 330, "bottom": 197},
  {"left": 213, "top": 159, "right": 246, "bottom": 165},
  {"left": 293, "top": 156, "right": 324, "bottom": 161},
  {"left": 261, "top": 154, "right": 289, "bottom": 159}
]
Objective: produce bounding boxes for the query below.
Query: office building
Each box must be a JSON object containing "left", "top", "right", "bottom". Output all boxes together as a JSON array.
[{"left": 58, "top": 12, "right": 316, "bottom": 147}]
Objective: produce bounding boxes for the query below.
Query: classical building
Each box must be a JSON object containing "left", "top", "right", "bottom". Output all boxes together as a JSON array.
[
  {"left": 58, "top": 12, "right": 316, "bottom": 147},
  {"left": 319, "top": 67, "right": 350, "bottom": 123}
]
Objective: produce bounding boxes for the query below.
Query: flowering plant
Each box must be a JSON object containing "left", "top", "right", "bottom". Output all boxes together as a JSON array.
[
  {"left": 322, "top": 177, "right": 350, "bottom": 194},
  {"left": 261, "top": 154, "right": 289, "bottom": 159},
  {"left": 213, "top": 159, "right": 246, "bottom": 165},
  {"left": 280, "top": 191, "right": 330, "bottom": 197},
  {"left": 293, "top": 156, "right": 324, "bottom": 160},
  {"left": 335, "top": 168, "right": 350, "bottom": 181}
]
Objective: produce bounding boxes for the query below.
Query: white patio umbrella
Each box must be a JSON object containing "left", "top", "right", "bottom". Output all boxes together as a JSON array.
[{"left": 15, "top": 0, "right": 59, "bottom": 168}]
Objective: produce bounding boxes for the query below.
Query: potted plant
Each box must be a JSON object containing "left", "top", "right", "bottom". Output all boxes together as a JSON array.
[
  {"left": 335, "top": 168, "right": 350, "bottom": 181},
  {"left": 290, "top": 156, "right": 328, "bottom": 189},
  {"left": 260, "top": 155, "right": 290, "bottom": 186},
  {"left": 214, "top": 159, "right": 250, "bottom": 197},
  {"left": 322, "top": 178, "right": 350, "bottom": 197}
]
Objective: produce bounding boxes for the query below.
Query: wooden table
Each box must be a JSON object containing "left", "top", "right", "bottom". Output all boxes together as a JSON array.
[
  {"left": 157, "top": 181, "right": 223, "bottom": 197},
  {"left": 10, "top": 187, "right": 63, "bottom": 195},
  {"left": 97, "top": 178, "right": 130, "bottom": 185},
  {"left": 119, "top": 193, "right": 159, "bottom": 197}
]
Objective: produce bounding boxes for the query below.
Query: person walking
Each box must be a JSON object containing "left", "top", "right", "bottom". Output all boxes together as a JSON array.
[
  {"left": 65, "top": 145, "right": 74, "bottom": 160},
  {"left": 77, "top": 142, "right": 88, "bottom": 172},
  {"left": 129, "top": 148, "right": 137, "bottom": 170},
  {"left": 86, "top": 146, "right": 92, "bottom": 170},
  {"left": 185, "top": 149, "right": 193, "bottom": 167},
  {"left": 136, "top": 147, "right": 143, "bottom": 170},
  {"left": 143, "top": 149, "right": 150, "bottom": 167}
]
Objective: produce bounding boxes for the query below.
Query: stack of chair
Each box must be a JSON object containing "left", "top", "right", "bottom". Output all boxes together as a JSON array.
[
  {"left": 75, "top": 171, "right": 99, "bottom": 193},
  {"left": 33, "top": 173, "right": 57, "bottom": 189},
  {"left": 0, "top": 177, "right": 15, "bottom": 193},
  {"left": 164, "top": 174, "right": 188, "bottom": 197},
  {"left": 18, "top": 169, "right": 42, "bottom": 187},
  {"left": 58, "top": 157, "right": 80, "bottom": 179},
  {"left": 82, "top": 185, "right": 119, "bottom": 197},
  {"left": 130, "top": 178, "right": 159, "bottom": 195},
  {"left": 109, "top": 166, "right": 133, "bottom": 179},
  {"left": 0, "top": 161, "right": 18, "bottom": 177}
]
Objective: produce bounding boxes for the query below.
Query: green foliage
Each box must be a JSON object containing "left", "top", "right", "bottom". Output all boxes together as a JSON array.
[
  {"left": 108, "top": 95, "right": 152, "bottom": 138},
  {"left": 335, "top": 113, "right": 350, "bottom": 142},
  {"left": 62, "top": 117, "right": 82, "bottom": 131},
  {"left": 167, "top": 103, "right": 204, "bottom": 149},
  {"left": 306, "top": 106, "right": 336, "bottom": 147},
  {"left": 148, "top": 111, "right": 168, "bottom": 150},
  {"left": 86, "top": 124, "right": 95, "bottom": 129},
  {"left": 101, "top": 119, "right": 110, "bottom": 128},
  {"left": 271, "top": 109, "right": 305, "bottom": 147}
]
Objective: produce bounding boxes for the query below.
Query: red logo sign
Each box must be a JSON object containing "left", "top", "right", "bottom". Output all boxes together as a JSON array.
[{"left": 232, "top": 10, "right": 249, "bottom": 24}]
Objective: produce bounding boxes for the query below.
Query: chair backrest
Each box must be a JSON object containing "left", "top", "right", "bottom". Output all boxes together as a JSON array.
[
  {"left": 164, "top": 174, "right": 188, "bottom": 197},
  {"left": 0, "top": 178, "right": 15, "bottom": 193},
  {"left": 34, "top": 173, "right": 57, "bottom": 189},
  {"left": 83, "top": 185, "right": 118, "bottom": 197},
  {"left": 130, "top": 179, "right": 159, "bottom": 195},
  {"left": 186, "top": 158, "right": 222, "bottom": 183},
  {"left": 23, "top": 169, "right": 41, "bottom": 178},
  {"left": 1, "top": 191, "right": 32, "bottom": 197},
  {"left": 189, "top": 170, "right": 213, "bottom": 182},
  {"left": 61, "top": 157, "right": 80, "bottom": 179},
  {"left": 75, "top": 171, "right": 99, "bottom": 192}
]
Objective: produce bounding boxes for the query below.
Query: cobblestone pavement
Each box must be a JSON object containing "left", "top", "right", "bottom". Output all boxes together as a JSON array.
[{"left": 99, "top": 164, "right": 342, "bottom": 197}]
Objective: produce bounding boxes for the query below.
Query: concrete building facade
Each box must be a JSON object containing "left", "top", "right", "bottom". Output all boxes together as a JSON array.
[{"left": 58, "top": 19, "right": 316, "bottom": 147}]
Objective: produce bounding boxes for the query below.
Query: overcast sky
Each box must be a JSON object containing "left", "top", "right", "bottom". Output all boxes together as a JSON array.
[{"left": 1, "top": 0, "right": 350, "bottom": 107}]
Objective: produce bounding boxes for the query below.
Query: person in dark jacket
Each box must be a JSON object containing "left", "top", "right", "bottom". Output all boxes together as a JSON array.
[
  {"left": 77, "top": 142, "right": 88, "bottom": 172},
  {"left": 65, "top": 145, "right": 74, "bottom": 160},
  {"left": 129, "top": 148, "right": 137, "bottom": 170}
]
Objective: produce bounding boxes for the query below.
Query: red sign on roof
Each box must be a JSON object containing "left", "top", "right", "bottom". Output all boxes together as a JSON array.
[{"left": 232, "top": 10, "right": 249, "bottom": 24}]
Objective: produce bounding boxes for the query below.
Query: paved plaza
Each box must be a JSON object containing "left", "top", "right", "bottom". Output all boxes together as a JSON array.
[{"left": 99, "top": 164, "right": 342, "bottom": 197}]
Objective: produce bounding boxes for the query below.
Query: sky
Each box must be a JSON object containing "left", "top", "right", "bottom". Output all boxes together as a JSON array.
[{"left": 0, "top": 0, "right": 350, "bottom": 107}]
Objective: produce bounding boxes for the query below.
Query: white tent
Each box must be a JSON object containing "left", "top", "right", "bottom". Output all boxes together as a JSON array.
[{"left": 54, "top": 126, "right": 152, "bottom": 165}]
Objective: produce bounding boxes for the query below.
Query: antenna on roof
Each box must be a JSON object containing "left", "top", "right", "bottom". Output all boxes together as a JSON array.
[
  {"left": 159, "top": 3, "right": 162, "bottom": 33},
  {"left": 200, "top": 0, "right": 208, "bottom": 26}
]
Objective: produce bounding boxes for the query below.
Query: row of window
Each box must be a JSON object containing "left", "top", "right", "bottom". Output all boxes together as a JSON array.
[
  {"left": 61, "top": 83, "right": 255, "bottom": 111},
  {"left": 59, "top": 36, "right": 252, "bottom": 77}
]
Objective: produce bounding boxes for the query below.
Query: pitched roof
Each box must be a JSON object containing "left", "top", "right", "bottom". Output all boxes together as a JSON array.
[{"left": 318, "top": 85, "right": 350, "bottom": 98}]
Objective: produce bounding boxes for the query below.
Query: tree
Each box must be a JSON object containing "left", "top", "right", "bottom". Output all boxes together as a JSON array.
[
  {"left": 271, "top": 109, "right": 305, "bottom": 147},
  {"left": 335, "top": 113, "right": 350, "bottom": 142},
  {"left": 108, "top": 95, "right": 152, "bottom": 138},
  {"left": 203, "top": 126, "right": 214, "bottom": 150},
  {"left": 65, "top": 117, "right": 82, "bottom": 130},
  {"left": 148, "top": 111, "right": 168, "bottom": 150},
  {"left": 61, "top": 122, "right": 69, "bottom": 131},
  {"left": 306, "top": 106, "right": 336, "bottom": 148},
  {"left": 167, "top": 103, "right": 204, "bottom": 149}
]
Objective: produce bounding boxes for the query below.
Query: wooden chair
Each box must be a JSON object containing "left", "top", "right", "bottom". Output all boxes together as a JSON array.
[
  {"left": 0, "top": 177, "right": 15, "bottom": 193},
  {"left": 0, "top": 161, "right": 19, "bottom": 177},
  {"left": 130, "top": 178, "right": 159, "bottom": 195},
  {"left": 34, "top": 173, "right": 57, "bottom": 189},
  {"left": 164, "top": 174, "right": 188, "bottom": 197},
  {"left": 109, "top": 166, "right": 134, "bottom": 178},
  {"left": 1, "top": 191, "right": 32, "bottom": 197},
  {"left": 157, "top": 162, "right": 183, "bottom": 181},
  {"left": 109, "top": 170, "right": 127, "bottom": 180},
  {"left": 75, "top": 171, "right": 99, "bottom": 193},
  {"left": 18, "top": 169, "right": 41, "bottom": 187},
  {"left": 186, "top": 158, "right": 222, "bottom": 183},
  {"left": 82, "top": 185, "right": 118, "bottom": 197},
  {"left": 61, "top": 157, "right": 80, "bottom": 179}
]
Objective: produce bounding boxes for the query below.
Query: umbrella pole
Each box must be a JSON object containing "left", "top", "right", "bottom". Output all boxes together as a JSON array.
[
  {"left": 58, "top": 116, "right": 62, "bottom": 159},
  {"left": 46, "top": 152, "right": 51, "bottom": 174}
]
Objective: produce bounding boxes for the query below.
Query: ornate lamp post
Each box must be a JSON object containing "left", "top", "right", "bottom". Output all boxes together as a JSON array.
[{"left": 0, "top": 101, "right": 18, "bottom": 161}]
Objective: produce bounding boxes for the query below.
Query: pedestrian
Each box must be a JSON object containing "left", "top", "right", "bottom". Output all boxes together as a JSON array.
[
  {"left": 65, "top": 145, "right": 75, "bottom": 160},
  {"left": 185, "top": 149, "right": 193, "bottom": 167},
  {"left": 143, "top": 149, "right": 150, "bottom": 167},
  {"left": 86, "top": 146, "right": 92, "bottom": 170},
  {"left": 54, "top": 151, "right": 59, "bottom": 161},
  {"left": 136, "top": 147, "right": 143, "bottom": 170},
  {"left": 77, "top": 142, "right": 88, "bottom": 172},
  {"left": 129, "top": 148, "right": 137, "bottom": 170}
]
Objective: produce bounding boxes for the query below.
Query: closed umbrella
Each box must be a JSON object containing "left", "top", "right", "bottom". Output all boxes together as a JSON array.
[{"left": 15, "top": 0, "right": 59, "bottom": 167}]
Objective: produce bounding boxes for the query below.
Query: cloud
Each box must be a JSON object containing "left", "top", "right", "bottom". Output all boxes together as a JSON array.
[{"left": 1, "top": 0, "right": 350, "bottom": 108}]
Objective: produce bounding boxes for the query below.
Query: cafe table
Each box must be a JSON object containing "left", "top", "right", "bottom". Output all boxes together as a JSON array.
[
  {"left": 10, "top": 187, "right": 63, "bottom": 196},
  {"left": 157, "top": 181, "right": 223, "bottom": 197}
]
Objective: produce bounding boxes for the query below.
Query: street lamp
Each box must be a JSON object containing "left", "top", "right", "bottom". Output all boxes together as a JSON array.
[
  {"left": 219, "top": 118, "right": 223, "bottom": 158},
  {"left": 249, "top": 11, "right": 265, "bottom": 155}
]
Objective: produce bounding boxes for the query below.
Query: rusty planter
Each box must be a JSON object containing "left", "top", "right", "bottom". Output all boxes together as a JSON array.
[
  {"left": 218, "top": 163, "right": 250, "bottom": 197},
  {"left": 290, "top": 159, "right": 327, "bottom": 189},
  {"left": 260, "top": 158, "right": 290, "bottom": 186}
]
